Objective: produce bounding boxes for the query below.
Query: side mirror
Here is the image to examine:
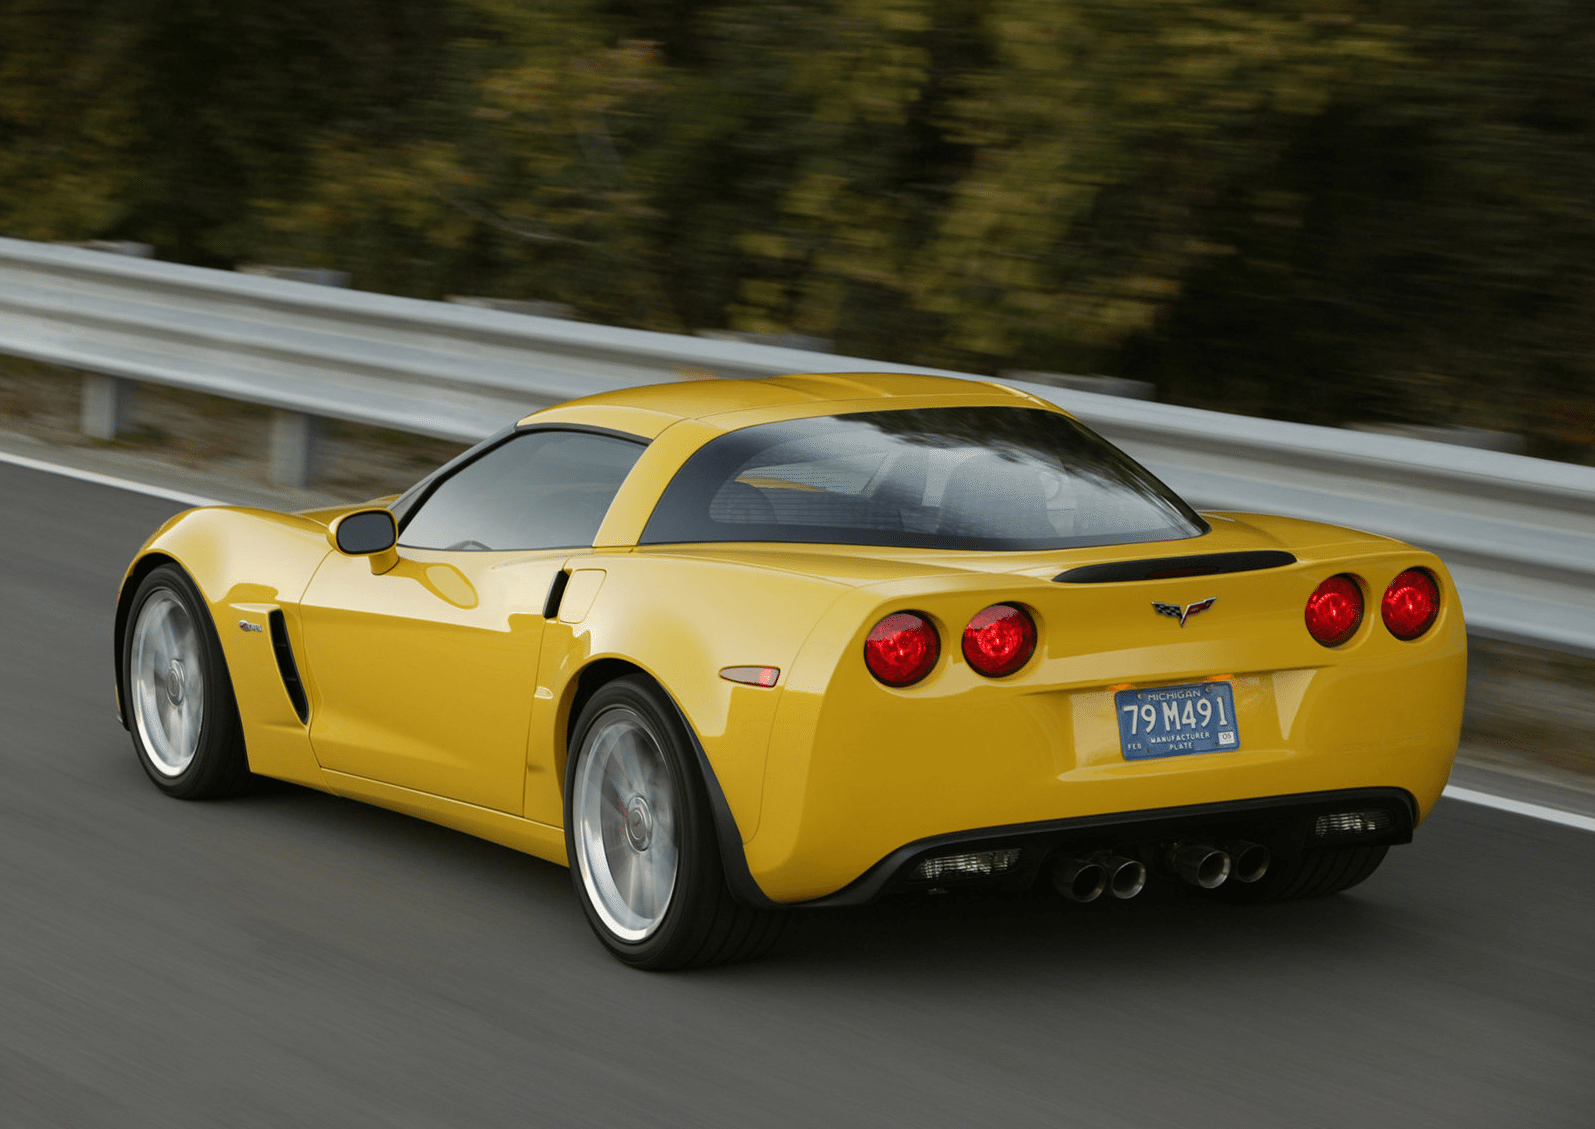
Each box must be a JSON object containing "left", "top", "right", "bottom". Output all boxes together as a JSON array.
[{"left": 329, "top": 509, "right": 399, "bottom": 574}]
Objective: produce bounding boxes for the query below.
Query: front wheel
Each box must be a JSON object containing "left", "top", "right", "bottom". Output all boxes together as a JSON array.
[
  {"left": 123, "top": 563, "right": 253, "bottom": 799},
  {"left": 564, "top": 676, "right": 785, "bottom": 969}
]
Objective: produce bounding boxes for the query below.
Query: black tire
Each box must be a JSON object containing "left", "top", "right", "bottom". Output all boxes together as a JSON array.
[
  {"left": 122, "top": 564, "right": 254, "bottom": 799},
  {"left": 1207, "top": 844, "right": 1388, "bottom": 904},
  {"left": 564, "top": 675, "right": 786, "bottom": 970}
]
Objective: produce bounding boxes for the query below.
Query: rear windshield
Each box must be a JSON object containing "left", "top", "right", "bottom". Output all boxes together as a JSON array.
[{"left": 640, "top": 406, "right": 1206, "bottom": 551}]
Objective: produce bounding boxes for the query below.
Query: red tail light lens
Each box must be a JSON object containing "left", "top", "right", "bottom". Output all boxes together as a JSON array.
[
  {"left": 1382, "top": 569, "right": 1440, "bottom": 639},
  {"left": 962, "top": 604, "right": 1037, "bottom": 677},
  {"left": 864, "top": 612, "right": 940, "bottom": 686},
  {"left": 1305, "top": 575, "right": 1363, "bottom": 646}
]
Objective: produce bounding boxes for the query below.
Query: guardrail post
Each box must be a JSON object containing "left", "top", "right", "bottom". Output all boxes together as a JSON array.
[
  {"left": 81, "top": 374, "right": 137, "bottom": 439},
  {"left": 270, "top": 410, "right": 326, "bottom": 488}
]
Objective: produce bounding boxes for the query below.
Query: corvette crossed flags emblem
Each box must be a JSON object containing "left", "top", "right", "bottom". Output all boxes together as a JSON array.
[{"left": 1153, "top": 597, "right": 1216, "bottom": 627}]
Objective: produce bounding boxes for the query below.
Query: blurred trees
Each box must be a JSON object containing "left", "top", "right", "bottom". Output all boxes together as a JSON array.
[
  {"left": 0, "top": 0, "right": 458, "bottom": 264},
  {"left": 1, "top": 0, "right": 1591, "bottom": 458},
  {"left": 1126, "top": 0, "right": 1595, "bottom": 453}
]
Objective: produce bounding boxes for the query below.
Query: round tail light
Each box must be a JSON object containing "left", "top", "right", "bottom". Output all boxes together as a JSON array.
[
  {"left": 1305, "top": 575, "right": 1363, "bottom": 646},
  {"left": 864, "top": 612, "right": 940, "bottom": 686},
  {"left": 962, "top": 604, "right": 1037, "bottom": 677},
  {"left": 1382, "top": 569, "right": 1440, "bottom": 639}
]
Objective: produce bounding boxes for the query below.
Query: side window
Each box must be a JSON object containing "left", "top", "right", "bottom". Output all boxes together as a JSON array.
[{"left": 399, "top": 430, "right": 645, "bottom": 551}]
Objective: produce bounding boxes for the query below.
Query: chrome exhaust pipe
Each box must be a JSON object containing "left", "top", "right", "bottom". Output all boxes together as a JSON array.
[
  {"left": 1052, "top": 856, "right": 1108, "bottom": 902},
  {"left": 1225, "top": 840, "right": 1270, "bottom": 884},
  {"left": 1089, "top": 852, "right": 1147, "bottom": 899},
  {"left": 1168, "top": 843, "right": 1231, "bottom": 889}
]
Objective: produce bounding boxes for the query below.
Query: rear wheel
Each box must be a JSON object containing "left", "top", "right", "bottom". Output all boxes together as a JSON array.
[
  {"left": 564, "top": 675, "right": 785, "bottom": 969},
  {"left": 123, "top": 564, "right": 253, "bottom": 799},
  {"left": 1207, "top": 844, "right": 1388, "bottom": 903}
]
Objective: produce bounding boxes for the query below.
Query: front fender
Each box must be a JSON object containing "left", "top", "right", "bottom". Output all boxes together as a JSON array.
[{"left": 116, "top": 506, "right": 338, "bottom": 787}]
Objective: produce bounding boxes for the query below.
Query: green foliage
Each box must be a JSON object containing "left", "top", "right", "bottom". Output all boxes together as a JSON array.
[
  {"left": 0, "top": 0, "right": 458, "bottom": 264},
  {"left": 1126, "top": 0, "right": 1595, "bottom": 448},
  {"left": 724, "top": 1, "right": 1407, "bottom": 373},
  {"left": 1, "top": 0, "right": 1592, "bottom": 458},
  {"left": 0, "top": 0, "right": 143, "bottom": 240}
]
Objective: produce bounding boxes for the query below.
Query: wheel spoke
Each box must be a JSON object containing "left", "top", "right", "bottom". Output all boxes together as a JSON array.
[
  {"left": 611, "top": 735, "right": 647, "bottom": 798},
  {"left": 179, "top": 699, "right": 200, "bottom": 759},
  {"left": 142, "top": 622, "right": 173, "bottom": 670},
  {"left": 635, "top": 841, "right": 674, "bottom": 920},
  {"left": 621, "top": 851, "right": 646, "bottom": 911},
  {"left": 653, "top": 796, "right": 676, "bottom": 848},
  {"left": 607, "top": 835, "right": 636, "bottom": 895},
  {"left": 155, "top": 694, "right": 176, "bottom": 743},
  {"left": 159, "top": 613, "right": 184, "bottom": 665}
]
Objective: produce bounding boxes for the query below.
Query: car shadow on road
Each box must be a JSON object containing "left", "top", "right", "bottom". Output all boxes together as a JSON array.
[{"left": 741, "top": 878, "right": 1418, "bottom": 991}]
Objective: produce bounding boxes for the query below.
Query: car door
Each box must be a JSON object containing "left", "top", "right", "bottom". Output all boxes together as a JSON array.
[{"left": 298, "top": 428, "right": 647, "bottom": 813}]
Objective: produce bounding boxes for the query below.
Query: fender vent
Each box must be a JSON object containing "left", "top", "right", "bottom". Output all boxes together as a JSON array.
[
  {"left": 1055, "top": 550, "right": 1296, "bottom": 584},
  {"left": 543, "top": 569, "right": 571, "bottom": 619},
  {"left": 268, "top": 609, "right": 310, "bottom": 724}
]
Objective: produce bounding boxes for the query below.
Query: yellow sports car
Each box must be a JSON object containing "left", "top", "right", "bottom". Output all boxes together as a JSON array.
[{"left": 115, "top": 374, "right": 1465, "bottom": 968}]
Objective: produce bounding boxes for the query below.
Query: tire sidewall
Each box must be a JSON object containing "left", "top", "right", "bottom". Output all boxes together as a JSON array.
[
  {"left": 563, "top": 676, "right": 720, "bottom": 969},
  {"left": 122, "top": 564, "right": 242, "bottom": 798}
]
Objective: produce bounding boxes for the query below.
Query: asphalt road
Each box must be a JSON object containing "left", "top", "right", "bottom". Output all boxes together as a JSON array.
[{"left": 2, "top": 460, "right": 1592, "bottom": 1129}]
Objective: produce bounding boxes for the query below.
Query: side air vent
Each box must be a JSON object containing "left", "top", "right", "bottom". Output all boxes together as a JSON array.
[
  {"left": 543, "top": 569, "right": 571, "bottom": 619},
  {"left": 268, "top": 609, "right": 310, "bottom": 724},
  {"left": 1055, "top": 550, "right": 1297, "bottom": 584}
]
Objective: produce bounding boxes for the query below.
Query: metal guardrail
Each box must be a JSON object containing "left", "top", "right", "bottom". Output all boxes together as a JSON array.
[
  {"left": 1017, "top": 384, "right": 1595, "bottom": 658},
  {"left": 3, "top": 235, "right": 1593, "bottom": 656}
]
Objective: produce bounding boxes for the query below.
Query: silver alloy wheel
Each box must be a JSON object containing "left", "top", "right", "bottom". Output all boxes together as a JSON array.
[
  {"left": 573, "top": 709, "right": 680, "bottom": 941},
  {"left": 129, "top": 590, "right": 205, "bottom": 778}
]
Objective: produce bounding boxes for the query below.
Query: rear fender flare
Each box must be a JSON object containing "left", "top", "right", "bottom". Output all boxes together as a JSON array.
[{"left": 562, "top": 660, "right": 778, "bottom": 909}]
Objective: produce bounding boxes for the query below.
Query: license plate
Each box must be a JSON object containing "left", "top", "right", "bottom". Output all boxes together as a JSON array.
[{"left": 1116, "top": 682, "right": 1240, "bottom": 760}]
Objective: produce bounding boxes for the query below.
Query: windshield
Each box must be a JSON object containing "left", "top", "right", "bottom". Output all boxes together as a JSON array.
[{"left": 640, "top": 406, "right": 1206, "bottom": 551}]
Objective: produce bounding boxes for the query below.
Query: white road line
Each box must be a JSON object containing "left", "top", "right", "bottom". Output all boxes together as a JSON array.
[
  {"left": 1443, "top": 785, "right": 1595, "bottom": 833},
  {"left": 6, "top": 443, "right": 1595, "bottom": 835},
  {"left": 0, "top": 449, "right": 219, "bottom": 507}
]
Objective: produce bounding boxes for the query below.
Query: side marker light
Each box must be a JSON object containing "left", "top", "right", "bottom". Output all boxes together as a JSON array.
[{"left": 720, "top": 666, "right": 780, "bottom": 687}]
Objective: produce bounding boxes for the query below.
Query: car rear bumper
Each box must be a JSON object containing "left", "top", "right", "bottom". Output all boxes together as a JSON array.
[
  {"left": 738, "top": 640, "right": 1462, "bottom": 904},
  {"left": 796, "top": 786, "right": 1415, "bottom": 906},
  {"left": 711, "top": 540, "right": 1465, "bottom": 905}
]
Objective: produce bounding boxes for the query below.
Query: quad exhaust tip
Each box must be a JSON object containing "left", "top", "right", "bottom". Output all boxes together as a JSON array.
[
  {"left": 1054, "top": 843, "right": 1261, "bottom": 898},
  {"left": 1169, "top": 843, "right": 1231, "bottom": 889},
  {"left": 1225, "top": 840, "right": 1271, "bottom": 884},
  {"left": 1053, "top": 853, "right": 1148, "bottom": 902},
  {"left": 1094, "top": 852, "right": 1147, "bottom": 899},
  {"left": 1053, "top": 857, "right": 1108, "bottom": 902}
]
